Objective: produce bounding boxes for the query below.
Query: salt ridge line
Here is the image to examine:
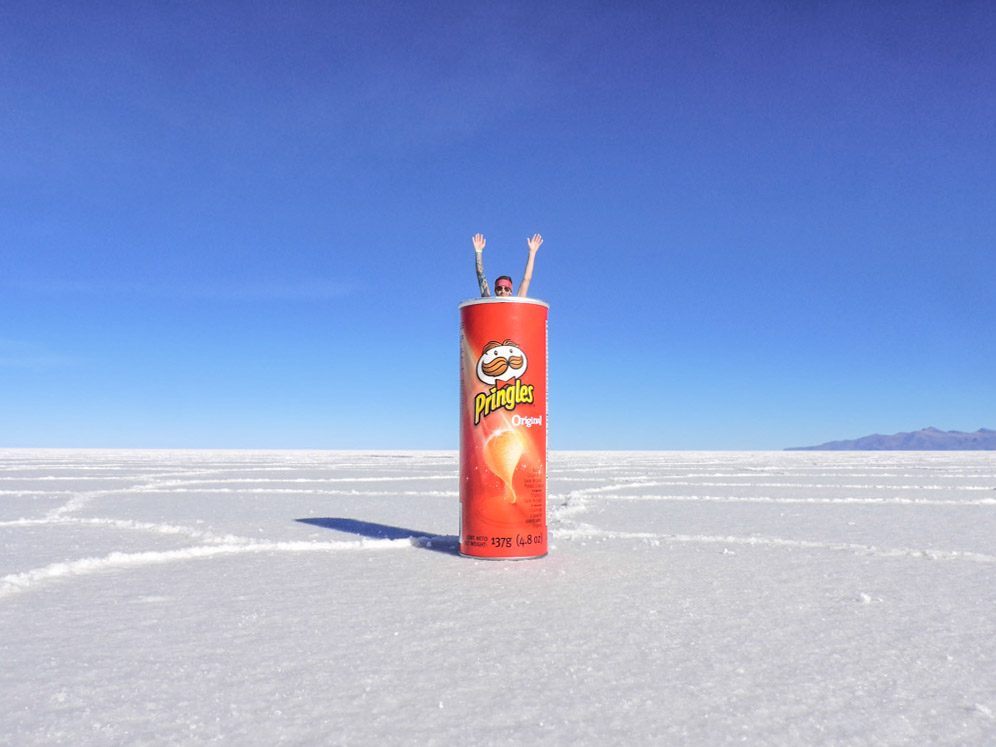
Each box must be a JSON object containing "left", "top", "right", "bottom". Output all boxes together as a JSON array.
[
  {"left": 44, "top": 489, "right": 133, "bottom": 519},
  {"left": 0, "top": 475, "right": 155, "bottom": 482},
  {"left": 0, "top": 458, "right": 456, "bottom": 471},
  {"left": 558, "top": 482, "right": 662, "bottom": 495},
  {"left": 549, "top": 470, "right": 994, "bottom": 480},
  {"left": 0, "top": 537, "right": 416, "bottom": 600},
  {"left": 595, "top": 494, "right": 996, "bottom": 506},
  {"left": 0, "top": 490, "right": 77, "bottom": 497},
  {"left": 585, "top": 480, "right": 996, "bottom": 491},
  {"left": 550, "top": 526, "right": 996, "bottom": 563},
  {"left": 0, "top": 465, "right": 440, "bottom": 475},
  {"left": 130, "top": 474, "right": 458, "bottom": 487},
  {"left": 0, "top": 471, "right": 295, "bottom": 482},
  {"left": 39, "top": 483, "right": 181, "bottom": 520},
  {"left": 123, "top": 488, "right": 460, "bottom": 498},
  {"left": 0, "top": 473, "right": 457, "bottom": 486},
  {"left": 0, "top": 471, "right": 243, "bottom": 483},
  {"left": 0, "top": 516, "right": 248, "bottom": 544},
  {"left": 2, "top": 484, "right": 461, "bottom": 500}
]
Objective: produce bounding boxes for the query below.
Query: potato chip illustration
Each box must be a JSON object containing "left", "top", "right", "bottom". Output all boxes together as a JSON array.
[{"left": 484, "top": 429, "right": 525, "bottom": 503}]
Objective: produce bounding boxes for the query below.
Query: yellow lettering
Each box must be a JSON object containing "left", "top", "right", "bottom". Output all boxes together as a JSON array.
[
  {"left": 475, "top": 392, "right": 487, "bottom": 424},
  {"left": 473, "top": 379, "right": 538, "bottom": 425}
]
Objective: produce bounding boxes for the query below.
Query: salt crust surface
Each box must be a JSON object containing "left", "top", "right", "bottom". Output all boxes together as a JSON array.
[{"left": 2, "top": 449, "right": 995, "bottom": 745}]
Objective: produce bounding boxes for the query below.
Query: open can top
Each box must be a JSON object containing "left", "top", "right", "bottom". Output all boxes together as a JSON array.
[{"left": 459, "top": 296, "right": 549, "bottom": 310}]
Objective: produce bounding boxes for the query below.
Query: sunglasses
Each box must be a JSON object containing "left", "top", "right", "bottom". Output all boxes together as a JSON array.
[{"left": 496, "top": 285, "right": 512, "bottom": 293}]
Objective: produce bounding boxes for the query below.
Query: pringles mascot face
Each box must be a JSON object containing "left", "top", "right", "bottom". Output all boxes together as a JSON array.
[{"left": 476, "top": 339, "right": 528, "bottom": 386}]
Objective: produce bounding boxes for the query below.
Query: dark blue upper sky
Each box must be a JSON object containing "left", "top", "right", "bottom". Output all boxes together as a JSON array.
[{"left": 3, "top": 0, "right": 994, "bottom": 448}]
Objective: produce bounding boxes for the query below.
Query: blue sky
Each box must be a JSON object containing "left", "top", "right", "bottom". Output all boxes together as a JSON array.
[{"left": 2, "top": 0, "right": 994, "bottom": 450}]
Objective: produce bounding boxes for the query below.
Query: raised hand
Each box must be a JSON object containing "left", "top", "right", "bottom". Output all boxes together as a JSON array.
[
  {"left": 473, "top": 233, "right": 486, "bottom": 252},
  {"left": 526, "top": 234, "right": 542, "bottom": 253}
]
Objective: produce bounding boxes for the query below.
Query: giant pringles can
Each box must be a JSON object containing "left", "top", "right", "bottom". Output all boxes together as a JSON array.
[{"left": 459, "top": 297, "right": 548, "bottom": 559}]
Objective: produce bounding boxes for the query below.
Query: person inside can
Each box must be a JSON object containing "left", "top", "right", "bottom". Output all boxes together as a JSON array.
[{"left": 472, "top": 233, "right": 542, "bottom": 297}]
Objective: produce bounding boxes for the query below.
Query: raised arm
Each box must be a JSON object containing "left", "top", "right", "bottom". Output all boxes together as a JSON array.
[
  {"left": 473, "top": 233, "right": 491, "bottom": 297},
  {"left": 516, "top": 233, "right": 542, "bottom": 297}
]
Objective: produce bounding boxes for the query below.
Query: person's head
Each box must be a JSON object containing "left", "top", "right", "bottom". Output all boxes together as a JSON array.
[{"left": 495, "top": 276, "right": 513, "bottom": 296}]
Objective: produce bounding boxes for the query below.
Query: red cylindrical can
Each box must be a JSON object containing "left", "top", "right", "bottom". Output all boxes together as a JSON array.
[{"left": 459, "top": 297, "right": 548, "bottom": 559}]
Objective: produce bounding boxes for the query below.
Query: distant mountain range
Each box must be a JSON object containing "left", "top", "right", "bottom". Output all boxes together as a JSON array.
[{"left": 787, "top": 427, "right": 996, "bottom": 451}]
